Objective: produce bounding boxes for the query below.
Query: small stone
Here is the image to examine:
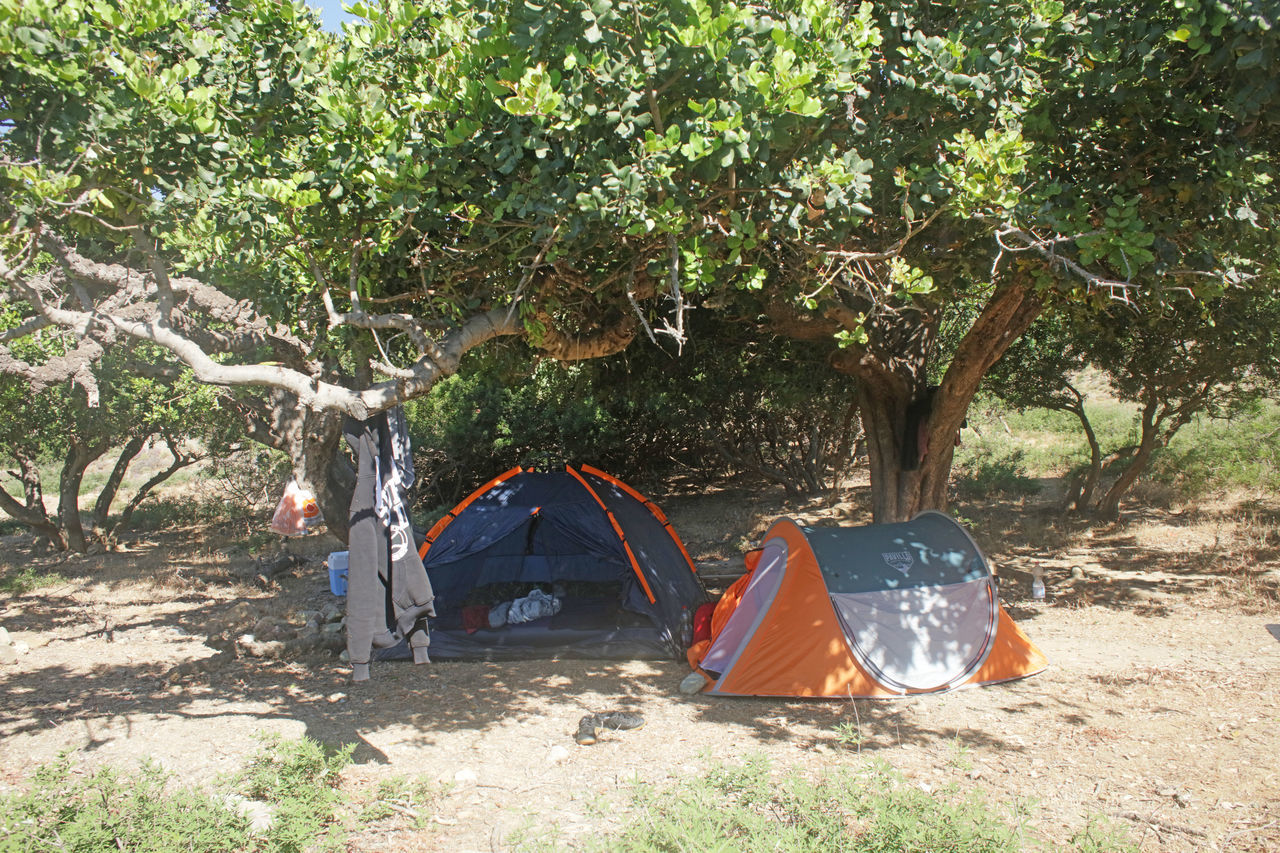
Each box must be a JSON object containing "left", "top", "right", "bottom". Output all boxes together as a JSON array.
[
  {"left": 454, "top": 768, "right": 478, "bottom": 786},
  {"left": 1158, "top": 787, "right": 1177, "bottom": 798},
  {"left": 547, "top": 745, "right": 570, "bottom": 765},
  {"left": 0, "top": 627, "right": 10, "bottom": 645},
  {"left": 1175, "top": 792, "right": 1193, "bottom": 808},
  {"left": 237, "top": 634, "right": 285, "bottom": 659},
  {"left": 338, "top": 649, "right": 350, "bottom": 663},
  {"left": 0, "top": 645, "right": 16, "bottom": 665},
  {"left": 326, "top": 692, "right": 347, "bottom": 703},
  {"left": 967, "top": 769, "right": 982, "bottom": 779},
  {"left": 225, "top": 796, "right": 274, "bottom": 835},
  {"left": 679, "top": 672, "right": 707, "bottom": 695},
  {"left": 13, "top": 641, "right": 29, "bottom": 655},
  {"left": 321, "top": 621, "right": 345, "bottom": 635}
]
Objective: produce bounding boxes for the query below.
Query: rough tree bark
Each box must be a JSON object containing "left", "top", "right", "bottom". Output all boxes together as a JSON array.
[
  {"left": 828, "top": 279, "right": 1043, "bottom": 522},
  {"left": 57, "top": 439, "right": 110, "bottom": 552},
  {"left": 0, "top": 453, "right": 66, "bottom": 548},
  {"left": 91, "top": 434, "right": 148, "bottom": 535}
]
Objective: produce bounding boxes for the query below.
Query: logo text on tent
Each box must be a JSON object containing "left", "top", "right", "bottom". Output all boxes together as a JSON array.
[{"left": 881, "top": 550, "right": 914, "bottom": 576}]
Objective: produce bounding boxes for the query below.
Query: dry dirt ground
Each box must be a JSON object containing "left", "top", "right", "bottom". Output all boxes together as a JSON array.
[{"left": 1, "top": 478, "right": 1278, "bottom": 852}]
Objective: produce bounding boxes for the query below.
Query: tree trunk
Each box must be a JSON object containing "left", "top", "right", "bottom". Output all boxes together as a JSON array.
[
  {"left": 58, "top": 440, "right": 108, "bottom": 553},
  {"left": 1074, "top": 402, "right": 1103, "bottom": 514},
  {"left": 0, "top": 452, "right": 66, "bottom": 548},
  {"left": 837, "top": 280, "right": 1043, "bottom": 522},
  {"left": 297, "top": 409, "right": 353, "bottom": 542},
  {"left": 233, "top": 390, "right": 355, "bottom": 542},
  {"left": 91, "top": 434, "right": 148, "bottom": 535},
  {"left": 1095, "top": 396, "right": 1197, "bottom": 521},
  {"left": 106, "top": 437, "right": 201, "bottom": 547},
  {"left": 1056, "top": 386, "right": 1102, "bottom": 515},
  {"left": 1097, "top": 400, "right": 1160, "bottom": 521}
]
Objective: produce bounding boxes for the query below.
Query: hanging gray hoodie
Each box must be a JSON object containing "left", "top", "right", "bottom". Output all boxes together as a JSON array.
[{"left": 343, "top": 408, "right": 435, "bottom": 681}]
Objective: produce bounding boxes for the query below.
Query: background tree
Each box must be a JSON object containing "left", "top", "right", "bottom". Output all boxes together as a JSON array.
[
  {"left": 0, "top": 333, "right": 229, "bottom": 551},
  {"left": 731, "top": 0, "right": 1279, "bottom": 520},
  {"left": 2, "top": 0, "right": 1275, "bottom": 530},
  {"left": 988, "top": 284, "right": 1280, "bottom": 519},
  {"left": 0, "top": 0, "right": 881, "bottom": 526}
]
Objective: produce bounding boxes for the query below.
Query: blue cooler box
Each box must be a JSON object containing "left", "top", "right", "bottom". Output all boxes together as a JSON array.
[{"left": 327, "top": 551, "right": 349, "bottom": 596}]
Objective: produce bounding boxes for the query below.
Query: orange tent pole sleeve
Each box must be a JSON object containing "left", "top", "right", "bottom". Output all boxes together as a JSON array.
[
  {"left": 566, "top": 466, "right": 657, "bottom": 604},
  {"left": 418, "top": 465, "right": 527, "bottom": 561},
  {"left": 579, "top": 464, "right": 699, "bottom": 574}
]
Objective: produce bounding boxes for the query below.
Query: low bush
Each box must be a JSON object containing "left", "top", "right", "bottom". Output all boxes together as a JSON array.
[
  {"left": 581, "top": 756, "right": 1028, "bottom": 852},
  {"left": 0, "top": 737, "right": 353, "bottom": 853}
]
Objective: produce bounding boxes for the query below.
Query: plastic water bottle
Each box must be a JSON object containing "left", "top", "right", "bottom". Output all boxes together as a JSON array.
[
  {"left": 679, "top": 606, "right": 693, "bottom": 648},
  {"left": 1031, "top": 571, "right": 1045, "bottom": 600}
]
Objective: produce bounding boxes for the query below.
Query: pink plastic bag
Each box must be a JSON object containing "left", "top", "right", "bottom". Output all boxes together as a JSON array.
[{"left": 270, "top": 480, "right": 322, "bottom": 536}]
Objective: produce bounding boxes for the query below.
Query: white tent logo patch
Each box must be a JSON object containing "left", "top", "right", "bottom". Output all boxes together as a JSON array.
[{"left": 882, "top": 550, "right": 914, "bottom": 576}]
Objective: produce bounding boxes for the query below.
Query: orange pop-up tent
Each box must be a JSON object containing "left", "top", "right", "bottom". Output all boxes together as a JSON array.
[{"left": 687, "top": 513, "right": 1047, "bottom": 698}]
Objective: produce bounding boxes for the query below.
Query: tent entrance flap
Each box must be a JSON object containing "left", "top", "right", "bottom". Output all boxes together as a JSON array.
[
  {"left": 388, "top": 467, "right": 707, "bottom": 662},
  {"left": 830, "top": 578, "right": 998, "bottom": 693}
]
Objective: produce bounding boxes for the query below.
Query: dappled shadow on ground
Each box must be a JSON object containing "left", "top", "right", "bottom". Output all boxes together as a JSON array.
[
  {"left": 2, "top": 479, "right": 1277, "bottom": 783},
  {"left": 951, "top": 493, "right": 1280, "bottom": 615}
]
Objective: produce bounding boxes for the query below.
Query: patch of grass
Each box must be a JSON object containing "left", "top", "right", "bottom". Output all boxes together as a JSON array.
[
  {"left": 0, "top": 737, "right": 353, "bottom": 853},
  {"left": 357, "top": 774, "right": 442, "bottom": 828},
  {"left": 0, "top": 753, "right": 249, "bottom": 853},
  {"left": 562, "top": 756, "right": 1138, "bottom": 853},
  {"left": 832, "top": 719, "right": 866, "bottom": 750},
  {"left": 0, "top": 566, "right": 64, "bottom": 595},
  {"left": 233, "top": 734, "right": 354, "bottom": 852},
  {"left": 1146, "top": 402, "right": 1280, "bottom": 498},
  {"left": 953, "top": 446, "right": 1042, "bottom": 499},
  {"left": 948, "top": 737, "right": 976, "bottom": 773},
  {"left": 585, "top": 756, "right": 1028, "bottom": 853}
]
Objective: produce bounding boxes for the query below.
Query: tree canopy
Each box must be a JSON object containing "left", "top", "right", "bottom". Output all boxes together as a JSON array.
[{"left": 2, "top": 0, "right": 1276, "bottom": 522}]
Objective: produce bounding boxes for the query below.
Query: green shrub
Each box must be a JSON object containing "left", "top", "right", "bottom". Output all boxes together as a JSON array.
[
  {"left": 0, "top": 754, "right": 249, "bottom": 853},
  {"left": 0, "top": 566, "right": 64, "bottom": 595},
  {"left": 0, "top": 737, "right": 354, "bottom": 853},
  {"left": 1145, "top": 402, "right": 1280, "bottom": 498},
  {"left": 953, "top": 446, "right": 1041, "bottom": 499},
  {"left": 589, "top": 757, "right": 1026, "bottom": 853},
  {"left": 233, "top": 735, "right": 354, "bottom": 853}
]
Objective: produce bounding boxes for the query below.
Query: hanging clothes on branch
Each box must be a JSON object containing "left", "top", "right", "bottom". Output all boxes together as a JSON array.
[{"left": 344, "top": 407, "right": 435, "bottom": 681}]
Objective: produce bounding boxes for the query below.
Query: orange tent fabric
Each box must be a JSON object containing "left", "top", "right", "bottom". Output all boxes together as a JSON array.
[{"left": 690, "top": 514, "right": 1047, "bottom": 698}]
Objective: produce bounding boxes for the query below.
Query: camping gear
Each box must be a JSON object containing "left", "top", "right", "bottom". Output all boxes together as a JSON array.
[
  {"left": 327, "top": 551, "right": 349, "bottom": 596},
  {"left": 574, "top": 711, "right": 646, "bottom": 745},
  {"left": 270, "top": 479, "right": 321, "bottom": 536},
  {"left": 345, "top": 408, "right": 435, "bottom": 681},
  {"left": 391, "top": 465, "right": 705, "bottom": 661},
  {"left": 686, "top": 512, "right": 1047, "bottom": 697}
]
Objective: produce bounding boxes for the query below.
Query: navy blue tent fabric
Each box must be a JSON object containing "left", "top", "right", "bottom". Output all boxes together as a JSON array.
[
  {"left": 407, "top": 467, "right": 706, "bottom": 660},
  {"left": 582, "top": 469, "right": 706, "bottom": 641}
]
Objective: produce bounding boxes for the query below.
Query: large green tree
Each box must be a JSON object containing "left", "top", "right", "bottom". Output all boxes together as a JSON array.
[
  {"left": 0, "top": 0, "right": 883, "bottom": 520},
  {"left": 0, "top": 333, "right": 227, "bottom": 551},
  {"left": 747, "top": 0, "right": 1279, "bottom": 520}
]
